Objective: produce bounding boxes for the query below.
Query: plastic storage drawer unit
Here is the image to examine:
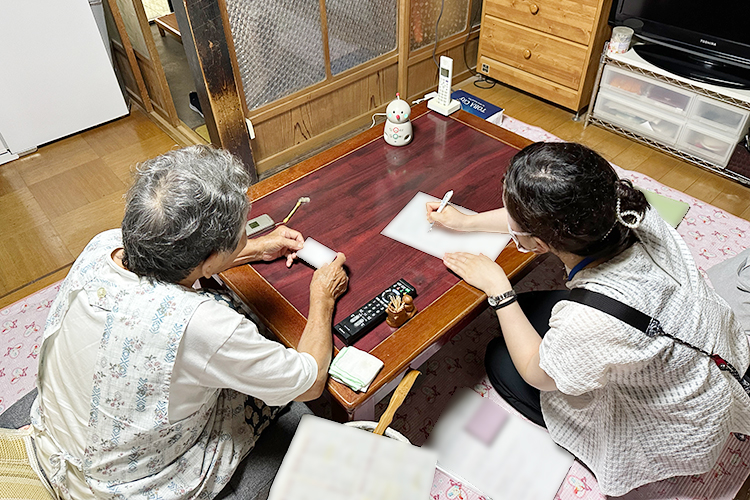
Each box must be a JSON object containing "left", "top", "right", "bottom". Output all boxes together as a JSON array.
[
  {"left": 601, "top": 65, "right": 693, "bottom": 116},
  {"left": 594, "top": 89, "right": 683, "bottom": 146},
  {"left": 688, "top": 96, "right": 750, "bottom": 137},
  {"left": 677, "top": 124, "right": 736, "bottom": 167}
]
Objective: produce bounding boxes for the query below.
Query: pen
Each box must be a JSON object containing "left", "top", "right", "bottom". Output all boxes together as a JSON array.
[{"left": 429, "top": 190, "right": 454, "bottom": 232}]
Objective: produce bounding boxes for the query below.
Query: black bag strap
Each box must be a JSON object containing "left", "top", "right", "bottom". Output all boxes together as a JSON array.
[
  {"left": 568, "top": 288, "right": 651, "bottom": 333},
  {"left": 567, "top": 287, "right": 750, "bottom": 394}
]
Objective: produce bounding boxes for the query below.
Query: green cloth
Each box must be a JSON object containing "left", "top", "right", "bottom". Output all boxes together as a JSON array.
[
  {"left": 637, "top": 188, "right": 690, "bottom": 228},
  {"left": 329, "top": 346, "right": 383, "bottom": 392}
]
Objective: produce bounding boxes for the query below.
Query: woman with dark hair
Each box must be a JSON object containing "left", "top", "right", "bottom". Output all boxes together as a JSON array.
[{"left": 427, "top": 142, "right": 750, "bottom": 496}]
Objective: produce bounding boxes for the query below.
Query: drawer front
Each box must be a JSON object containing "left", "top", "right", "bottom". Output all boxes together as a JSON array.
[
  {"left": 688, "top": 96, "right": 750, "bottom": 138},
  {"left": 601, "top": 66, "right": 693, "bottom": 116},
  {"left": 478, "top": 55, "right": 581, "bottom": 110},
  {"left": 480, "top": 16, "right": 587, "bottom": 90},
  {"left": 485, "top": 0, "right": 598, "bottom": 45},
  {"left": 677, "top": 125, "right": 735, "bottom": 167},
  {"left": 594, "top": 89, "right": 683, "bottom": 145}
]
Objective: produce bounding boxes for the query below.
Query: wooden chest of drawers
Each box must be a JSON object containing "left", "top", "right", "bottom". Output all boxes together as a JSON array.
[{"left": 477, "top": 0, "right": 613, "bottom": 112}]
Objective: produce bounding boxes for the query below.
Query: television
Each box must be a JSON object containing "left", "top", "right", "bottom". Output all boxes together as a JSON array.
[{"left": 609, "top": 0, "right": 750, "bottom": 89}]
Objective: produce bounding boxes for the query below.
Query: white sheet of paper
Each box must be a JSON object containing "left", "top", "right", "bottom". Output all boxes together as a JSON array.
[
  {"left": 381, "top": 192, "right": 511, "bottom": 260},
  {"left": 425, "top": 389, "right": 573, "bottom": 500}
]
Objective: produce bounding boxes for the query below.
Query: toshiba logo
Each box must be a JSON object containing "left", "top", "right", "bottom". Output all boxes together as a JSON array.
[{"left": 700, "top": 39, "right": 717, "bottom": 46}]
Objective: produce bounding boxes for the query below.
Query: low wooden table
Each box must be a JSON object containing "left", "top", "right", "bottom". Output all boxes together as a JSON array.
[
  {"left": 154, "top": 13, "right": 181, "bottom": 43},
  {"left": 220, "top": 102, "right": 536, "bottom": 420}
]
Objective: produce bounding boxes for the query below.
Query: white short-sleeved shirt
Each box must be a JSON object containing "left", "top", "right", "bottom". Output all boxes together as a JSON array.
[
  {"left": 538, "top": 208, "right": 750, "bottom": 496},
  {"left": 35, "top": 250, "right": 317, "bottom": 499}
]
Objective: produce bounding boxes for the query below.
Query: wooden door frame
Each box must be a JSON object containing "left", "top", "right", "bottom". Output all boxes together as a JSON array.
[
  {"left": 105, "top": 0, "right": 209, "bottom": 147},
  {"left": 172, "top": 0, "right": 257, "bottom": 180}
]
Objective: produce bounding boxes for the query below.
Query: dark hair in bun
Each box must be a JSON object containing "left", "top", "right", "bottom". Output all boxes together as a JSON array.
[{"left": 503, "top": 142, "right": 649, "bottom": 258}]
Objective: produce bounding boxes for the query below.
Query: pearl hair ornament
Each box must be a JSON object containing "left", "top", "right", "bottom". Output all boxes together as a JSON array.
[{"left": 615, "top": 196, "right": 643, "bottom": 229}]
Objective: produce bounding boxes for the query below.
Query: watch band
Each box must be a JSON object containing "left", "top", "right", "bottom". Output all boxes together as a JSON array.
[
  {"left": 488, "top": 289, "right": 517, "bottom": 310},
  {"left": 492, "top": 295, "right": 517, "bottom": 309}
]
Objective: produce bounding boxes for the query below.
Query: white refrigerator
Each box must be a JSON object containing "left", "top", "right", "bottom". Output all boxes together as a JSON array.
[{"left": 0, "top": 0, "right": 128, "bottom": 165}]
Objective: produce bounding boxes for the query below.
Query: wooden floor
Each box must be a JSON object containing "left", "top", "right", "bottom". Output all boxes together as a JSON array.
[
  {"left": 0, "top": 109, "right": 178, "bottom": 308},
  {"left": 2, "top": 81, "right": 750, "bottom": 310}
]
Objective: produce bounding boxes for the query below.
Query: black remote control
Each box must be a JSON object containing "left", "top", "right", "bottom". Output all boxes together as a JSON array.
[{"left": 334, "top": 279, "right": 417, "bottom": 346}]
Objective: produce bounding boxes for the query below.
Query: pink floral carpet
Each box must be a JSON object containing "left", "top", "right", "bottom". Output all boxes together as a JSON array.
[{"left": 2, "top": 114, "right": 749, "bottom": 499}]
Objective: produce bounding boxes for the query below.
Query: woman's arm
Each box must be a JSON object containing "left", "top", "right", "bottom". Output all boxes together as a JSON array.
[
  {"left": 426, "top": 204, "right": 509, "bottom": 233},
  {"left": 295, "top": 253, "right": 348, "bottom": 401},
  {"left": 442, "top": 252, "right": 557, "bottom": 391}
]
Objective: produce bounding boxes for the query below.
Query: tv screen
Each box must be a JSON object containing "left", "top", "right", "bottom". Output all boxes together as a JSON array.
[
  {"left": 618, "top": 1, "right": 749, "bottom": 48},
  {"left": 610, "top": 0, "right": 750, "bottom": 88}
]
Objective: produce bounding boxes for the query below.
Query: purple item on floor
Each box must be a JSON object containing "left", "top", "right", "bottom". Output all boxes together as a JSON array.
[{"left": 464, "top": 396, "right": 509, "bottom": 445}]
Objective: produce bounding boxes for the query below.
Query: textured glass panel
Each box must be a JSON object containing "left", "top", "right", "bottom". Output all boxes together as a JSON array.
[
  {"left": 325, "top": 0, "right": 397, "bottom": 76},
  {"left": 224, "top": 0, "right": 326, "bottom": 111},
  {"left": 470, "top": 0, "right": 483, "bottom": 27},
  {"left": 410, "top": 0, "right": 470, "bottom": 51}
]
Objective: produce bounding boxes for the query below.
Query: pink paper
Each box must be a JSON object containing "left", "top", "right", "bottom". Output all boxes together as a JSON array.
[{"left": 464, "top": 397, "right": 509, "bottom": 445}]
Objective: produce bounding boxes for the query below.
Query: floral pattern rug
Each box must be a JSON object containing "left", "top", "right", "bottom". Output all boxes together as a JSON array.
[{"left": 2, "top": 113, "right": 749, "bottom": 499}]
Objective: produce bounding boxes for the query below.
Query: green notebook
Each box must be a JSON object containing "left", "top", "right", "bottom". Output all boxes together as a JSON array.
[{"left": 637, "top": 187, "right": 690, "bottom": 228}]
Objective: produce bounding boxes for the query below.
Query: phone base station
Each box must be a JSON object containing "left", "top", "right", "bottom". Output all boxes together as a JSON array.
[{"left": 427, "top": 97, "right": 461, "bottom": 116}]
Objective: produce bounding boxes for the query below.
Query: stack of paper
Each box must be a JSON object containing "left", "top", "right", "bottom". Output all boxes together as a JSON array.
[
  {"left": 269, "top": 415, "right": 437, "bottom": 500},
  {"left": 329, "top": 346, "right": 384, "bottom": 392}
]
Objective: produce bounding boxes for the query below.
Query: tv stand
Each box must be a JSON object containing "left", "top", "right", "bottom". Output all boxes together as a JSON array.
[
  {"left": 585, "top": 46, "right": 750, "bottom": 186},
  {"left": 634, "top": 44, "right": 750, "bottom": 90}
]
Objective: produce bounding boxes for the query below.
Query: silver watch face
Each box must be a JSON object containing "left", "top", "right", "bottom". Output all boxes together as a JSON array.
[{"left": 488, "top": 296, "right": 499, "bottom": 306}]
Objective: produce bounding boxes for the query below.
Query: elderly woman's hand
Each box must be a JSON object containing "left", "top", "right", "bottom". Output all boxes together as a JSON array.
[
  {"left": 258, "top": 225, "right": 305, "bottom": 267},
  {"left": 443, "top": 252, "right": 511, "bottom": 297},
  {"left": 310, "top": 253, "right": 348, "bottom": 303}
]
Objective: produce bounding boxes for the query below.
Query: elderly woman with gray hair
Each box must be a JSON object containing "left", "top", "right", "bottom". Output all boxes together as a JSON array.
[{"left": 0, "top": 145, "right": 348, "bottom": 500}]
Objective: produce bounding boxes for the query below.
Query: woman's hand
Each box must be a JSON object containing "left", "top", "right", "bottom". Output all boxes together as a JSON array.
[
  {"left": 309, "top": 253, "right": 348, "bottom": 303},
  {"left": 426, "top": 202, "right": 470, "bottom": 231},
  {"left": 258, "top": 225, "right": 305, "bottom": 267},
  {"left": 443, "top": 252, "right": 511, "bottom": 296}
]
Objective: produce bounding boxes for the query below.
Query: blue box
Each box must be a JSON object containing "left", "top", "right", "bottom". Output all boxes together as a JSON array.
[{"left": 451, "top": 90, "right": 504, "bottom": 120}]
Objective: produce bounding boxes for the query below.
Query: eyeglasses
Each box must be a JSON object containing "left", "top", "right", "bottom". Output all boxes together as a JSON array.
[{"left": 507, "top": 220, "right": 535, "bottom": 253}]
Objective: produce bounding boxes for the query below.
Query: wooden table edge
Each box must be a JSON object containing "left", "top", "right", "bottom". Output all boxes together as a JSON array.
[{"left": 221, "top": 247, "right": 536, "bottom": 413}]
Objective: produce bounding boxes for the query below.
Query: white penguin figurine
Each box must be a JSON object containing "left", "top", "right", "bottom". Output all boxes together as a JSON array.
[{"left": 384, "top": 93, "right": 413, "bottom": 146}]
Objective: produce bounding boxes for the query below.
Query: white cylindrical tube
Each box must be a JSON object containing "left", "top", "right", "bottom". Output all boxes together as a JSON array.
[{"left": 296, "top": 237, "right": 337, "bottom": 269}]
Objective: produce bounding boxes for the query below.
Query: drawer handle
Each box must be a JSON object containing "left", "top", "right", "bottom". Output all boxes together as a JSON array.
[
  {"left": 529, "top": 4, "right": 539, "bottom": 14},
  {"left": 523, "top": 49, "right": 532, "bottom": 59}
]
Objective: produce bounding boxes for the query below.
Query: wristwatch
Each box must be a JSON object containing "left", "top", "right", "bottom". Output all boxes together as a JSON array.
[{"left": 487, "top": 289, "right": 517, "bottom": 310}]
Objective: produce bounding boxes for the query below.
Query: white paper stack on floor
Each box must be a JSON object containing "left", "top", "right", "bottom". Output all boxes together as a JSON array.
[
  {"left": 329, "top": 346, "right": 384, "bottom": 392},
  {"left": 425, "top": 388, "right": 573, "bottom": 500},
  {"left": 269, "top": 415, "right": 437, "bottom": 500}
]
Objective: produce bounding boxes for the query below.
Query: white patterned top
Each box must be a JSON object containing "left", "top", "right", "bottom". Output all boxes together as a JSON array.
[
  {"left": 32, "top": 230, "right": 316, "bottom": 499},
  {"left": 538, "top": 207, "right": 750, "bottom": 496}
]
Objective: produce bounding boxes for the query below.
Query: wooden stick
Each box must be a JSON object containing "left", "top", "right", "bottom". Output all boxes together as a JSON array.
[{"left": 373, "top": 369, "right": 420, "bottom": 436}]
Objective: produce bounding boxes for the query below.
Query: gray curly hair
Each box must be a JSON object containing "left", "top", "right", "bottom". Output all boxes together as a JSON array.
[{"left": 121, "top": 145, "right": 251, "bottom": 283}]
